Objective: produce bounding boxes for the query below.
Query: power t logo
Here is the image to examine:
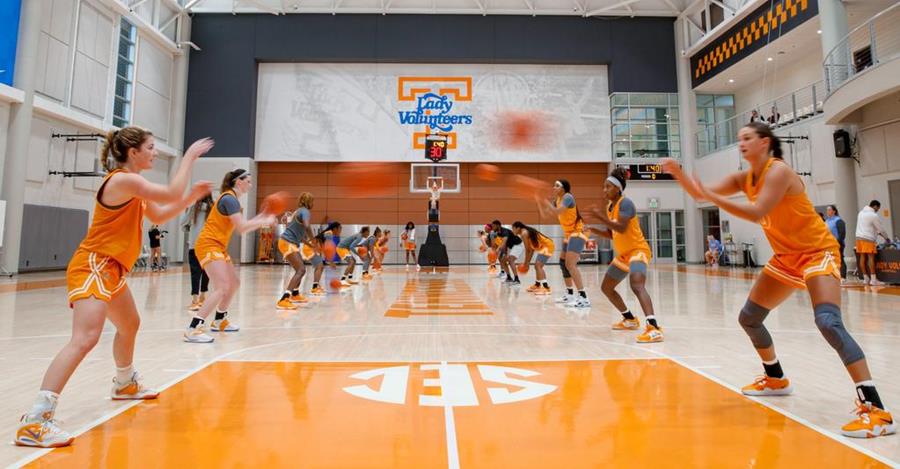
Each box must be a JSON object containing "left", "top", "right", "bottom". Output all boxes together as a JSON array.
[{"left": 397, "top": 77, "right": 474, "bottom": 150}]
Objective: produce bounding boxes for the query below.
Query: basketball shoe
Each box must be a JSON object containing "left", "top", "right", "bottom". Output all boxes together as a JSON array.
[
  {"left": 741, "top": 375, "right": 793, "bottom": 396},
  {"left": 612, "top": 318, "right": 641, "bottom": 330},
  {"left": 636, "top": 325, "right": 664, "bottom": 343},
  {"left": 277, "top": 298, "right": 298, "bottom": 310},
  {"left": 841, "top": 401, "right": 896, "bottom": 438},
  {"left": 209, "top": 318, "right": 239, "bottom": 332},
  {"left": 15, "top": 413, "right": 72, "bottom": 448},
  {"left": 112, "top": 372, "right": 159, "bottom": 400}
]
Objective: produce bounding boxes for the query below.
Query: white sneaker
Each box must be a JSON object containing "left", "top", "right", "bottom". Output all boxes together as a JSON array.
[
  {"left": 209, "top": 318, "right": 240, "bottom": 332},
  {"left": 15, "top": 413, "right": 73, "bottom": 448},
  {"left": 869, "top": 279, "right": 885, "bottom": 286},
  {"left": 416, "top": 265, "right": 421, "bottom": 272},
  {"left": 566, "top": 296, "right": 591, "bottom": 308},
  {"left": 555, "top": 294, "right": 573, "bottom": 304},
  {"left": 183, "top": 327, "right": 214, "bottom": 343},
  {"left": 112, "top": 372, "right": 159, "bottom": 400}
]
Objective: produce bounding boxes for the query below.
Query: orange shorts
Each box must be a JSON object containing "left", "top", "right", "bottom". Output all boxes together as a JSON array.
[
  {"left": 194, "top": 240, "right": 232, "bottom": 268},
  {"left": 66, "top": 250, "right": 127, "bottom": 307},
  {"left": 405, "top": 241, "right": 416, "bottom": 251},
  {"left": 278, "top": 238, "right": 301, "bottom": 258},
  {"left": 611, "top": 248, "right": 651, "bottom": 273},
  {"left": 855, "top": 239, "right": 877, "bottom": 255},
  {"left": 763, "top": 248, "right": 841, "bottom": 289}
]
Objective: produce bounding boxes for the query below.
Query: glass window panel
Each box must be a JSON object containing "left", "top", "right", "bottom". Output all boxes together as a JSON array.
[
  {"left": 611, "top": 94, "right": 628, "bottom": 106},
  {"left": 613, "top": 124, "right": 629, "bottom": 139},
  {"left": 612, "top": 142, "right": 630, "bottom": 158},
  {"left": 676, "top": 228, "right": 685, "bottom": 244},
  {"left": 658, "top": 240, "right": 673, "bottom": 258},
  {"left": 714, "top": 95, "right": 734, "bottom": 107},
  {"left": 612, "top": 107, "right": 628, "bottom": 122},
  {"left": 657, "top": 212, "right": 672, "bottom": 233},
  {"left": 675, "top": 211, "right": 684, "bottom": 226},
  {"left": 677, "top": 246, "right": 686, "bottom": 262},
  {"left": 696, "top": 95, "right": 715, "bottom": 107},
  {"left": 629, "top": 94, "right": 668, "bottom": 106}
]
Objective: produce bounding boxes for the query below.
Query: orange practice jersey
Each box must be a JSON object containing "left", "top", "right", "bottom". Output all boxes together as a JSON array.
[
  {"left": 528, "top": 231, "right": 555, "bottom": 254},
  {"left": 197, "top": 190, "right": 239, "bottom": 249},
  {"left": 77, "top": 169, "right": 146, "bottom": 270},
  {"left": 556, "top": 194, "right": 584, "bottom": 236},
  {"left": 742, "top": 158, "right": 838, "bottom": 255},
  {"left": 608, "top": 197, "right": 649, "bottom": 255}
]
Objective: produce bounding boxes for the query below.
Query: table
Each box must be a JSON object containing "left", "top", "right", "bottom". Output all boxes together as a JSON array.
[{"left": 875, "top": 248, "right": 900, "bottom": 284}]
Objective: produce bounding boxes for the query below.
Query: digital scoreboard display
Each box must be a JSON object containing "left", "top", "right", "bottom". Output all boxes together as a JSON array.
[
  {"left": 424, "top": 135, "right": 448, "bottom": 162},
  {"left": 617, "top": 164, "right": 674, "bottom": 181}
]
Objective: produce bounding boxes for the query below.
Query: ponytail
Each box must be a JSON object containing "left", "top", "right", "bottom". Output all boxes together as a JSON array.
[
  {"left": 220, "top": 168, "right": 248, "bottom": 194},
  {"left": 100, "top": 126, "right": 153, "bottom": 171}
]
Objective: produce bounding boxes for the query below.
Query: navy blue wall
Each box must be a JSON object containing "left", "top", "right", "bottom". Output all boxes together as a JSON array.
[
  {"left": 0, "top": 0, "right": 22, "bottom": 86},
  {"left": 186, "top": 14, "right": 677, "bottom": 158}
]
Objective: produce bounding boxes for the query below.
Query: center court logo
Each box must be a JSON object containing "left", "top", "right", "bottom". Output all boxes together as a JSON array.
[
  {"left": 342, "top": 363, "right": 557, "bottom": 406},
  {"left": 397, "top": 77, "right": 474, "bottom": 150}
]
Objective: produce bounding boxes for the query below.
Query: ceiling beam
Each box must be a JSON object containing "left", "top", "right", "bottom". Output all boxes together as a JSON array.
[
  {"left": 585, "top": 0, "right": 641, "bottom": 17},
  {"left": 709, "top": 0, "right": 734, "bottom": 14},
  {"left": 661, "top": 0, "right": 681, "bottom": 14}
]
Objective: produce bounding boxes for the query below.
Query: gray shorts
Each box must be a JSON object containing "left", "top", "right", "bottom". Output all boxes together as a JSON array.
[
  {"left": 606, "top": 261, "right": 647, "bottom": 281},
  {"left": 535, "top": 253, "right": 551, "bottom": 264},
  {"left": 562, "top": 237, "right": 586, "bottom": 254}
]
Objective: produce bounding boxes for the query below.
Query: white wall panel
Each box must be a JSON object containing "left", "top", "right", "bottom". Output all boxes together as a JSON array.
[
  {"left": 256, "top": 63, "right": 611, "bottom": 163},
  {"left": 136, "top": 38, "right": 172, "bottom": 99}
]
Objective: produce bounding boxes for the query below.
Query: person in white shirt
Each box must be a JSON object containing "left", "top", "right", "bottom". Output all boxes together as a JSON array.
[
  {"left": 855, "top": 200, "right": 890, "bottom": 285},
  {"left": 402, "top": 221, "right": 418, "bottom": 270}
]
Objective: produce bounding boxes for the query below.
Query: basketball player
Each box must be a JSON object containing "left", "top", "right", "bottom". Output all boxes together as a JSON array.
[
  {"left": 337, "top": 226, "right": 369, "bottom": 286},
  {"left": 402, "top": 222, "right": 418, "bottom": 270},
  {"left": 361, "top": 227, "right": 381, "bottom": 281},
  {"left": 512, "top": 221, "right": 554, "bottom": 295},
  {"left": 663, "top": 122, "right": 895, "bottom": 438},
  {"left": 491, "top": 220, "right": 524, "bottom": 285},
  {"left": 536, "top": 180, "right": 590, "bottom": 308},
  {"left": 587, "top": 167, "right": 662, "bottom": 343},
  {"left": 373, "top": 229, "right": 390, "bottom": 272},
  {"left": 184, "top": 169, "right": 276, "bottom": 343},
  {"left": 483, "top": 224, "right": 499, "bottom": 274},
  {"left": 182, "top": 194, "right": 213, "bottom": 311},
  {"left": 309, "top": 221, "right": 341, "bottom": 295},
  {"left": 15, "top": 128, "right": 214, "bottom": 448},
  {"left": 275, "top": 192, "right": 316, "bottom": 309}
]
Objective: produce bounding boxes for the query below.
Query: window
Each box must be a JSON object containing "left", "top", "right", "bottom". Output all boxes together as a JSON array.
[
  {"left": 695, "top": 94, "right": 736, "bottom": 155},
  {"left": 609, "top": 93, "right": 681, "bottom": 161},
  {"left": 112, "top": 19, "right": 137, "bottom": 128}
]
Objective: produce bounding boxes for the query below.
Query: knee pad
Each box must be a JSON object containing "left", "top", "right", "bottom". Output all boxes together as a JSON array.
[
  {"left": 738, "top": 300, "right": 773, "bottom": 349},
  {"left": 560, "top": 258, "right": 571, "bottom": 278},
  {"left": 814, "top": 303, "right": 865, "bottom": 365}
]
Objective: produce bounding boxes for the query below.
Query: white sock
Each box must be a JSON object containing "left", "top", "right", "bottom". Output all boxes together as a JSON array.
[
  {"left": 762, "top": 358, "right": 779, "bottom": 365},
  {"left": 855, "top": 380, "right": 875, "bottom": 387},
  {"left": 116, "top": 365, "right": 135, "bottom": 384},
  {"left": 29, "top": 390, "right": 59, "bottom": 419}
]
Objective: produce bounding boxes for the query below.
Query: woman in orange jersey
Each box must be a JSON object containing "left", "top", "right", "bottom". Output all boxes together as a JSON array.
[
  {"left": 373, "top": 229, "right": 390, "bottom": 272},
  {"left": 15, "top": 128, "right": 213, "bottom": 448},
  {"left": 587, "top": 167, "right": 662, "bottom": 343},
  {"left": 664, "top": 122, "right": 894, "bottom": 438},
  {"left": 512, "top": 221, "right": 554, "bottom": 295},
  {"left": 536, "top": 179, "right": 590, "bottom": 308},
  {"left": 184, "top": 169, "right": 275, "bottom": 343}
]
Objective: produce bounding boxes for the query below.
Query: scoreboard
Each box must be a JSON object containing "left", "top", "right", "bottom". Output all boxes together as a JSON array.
[
  {"left": 617, "top": 164, "right": 674, "bottom": 181},
  {"left": 424, "top": 135, "right": 448, "bottom": 162}
]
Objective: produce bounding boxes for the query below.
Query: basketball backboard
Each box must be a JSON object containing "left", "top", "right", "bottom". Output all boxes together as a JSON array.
[{"left": 410, "top": 163, "right": 460, "bottom": 194}]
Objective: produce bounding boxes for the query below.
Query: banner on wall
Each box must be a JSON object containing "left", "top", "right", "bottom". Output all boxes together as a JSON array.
[
  {"left": 255, "top": 63, "right": 611, "bottom": 163},
  {"left": 0, "top": 0, "right": 22, "bottom": 86}
]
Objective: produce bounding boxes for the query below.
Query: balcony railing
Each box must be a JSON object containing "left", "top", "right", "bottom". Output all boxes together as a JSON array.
[
  {"left": 695, "top": 80, "right": 825, "bottom": 156},
  {"left": 824, "top": 2, "right": 900, "bottom": 95}
]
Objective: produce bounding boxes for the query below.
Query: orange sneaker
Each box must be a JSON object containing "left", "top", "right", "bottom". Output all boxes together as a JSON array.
[
  {"left": 362, "top": 273, "right": 373, "bottom": 281},
  {"left": 310, "top": 286, "right": 326, "bottom": 296},
  {"left": 635, "top": 325, "right": 664, "bottom": 343},
  {"left": 277, "top": 298, "right": 298, "bottom": 310},
  {"left": 534, "top": 286, "right": 551, "bottom": 296},
  {"left": 290, "top": 293, "right": 308, "bottom": 303},
  {"left": 112, "top": 372, "right": 159, "bottom": 400},
  {"left": 612, "top": 318, "right": 640, "bottom": 330},
  {"left": 741, "top": 375, "right": 793, "bottom": 396},
  {"left": 841, "top": 401, "right": 896, "bottom": 438},
  {"left": 188, "top": 301, "right": 201, "bottom": 311},
  {"left": 526, "top": 284, "right": 540, "bottom": 293},
  {"left": 15, "top": 413, "right": 73, "bottom": 448}
]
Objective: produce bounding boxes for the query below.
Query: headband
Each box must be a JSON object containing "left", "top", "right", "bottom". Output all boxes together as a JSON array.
[{"left": 606, "top": 176, "right": 623, "bottom": 191}]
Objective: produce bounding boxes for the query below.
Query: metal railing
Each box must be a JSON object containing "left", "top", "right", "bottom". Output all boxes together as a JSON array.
[
  {"left": 824, "top": 2, "right": 900, "bottom": 95},
  {"left": 695, "top": 80, "right": 825, "bottom": 156}
]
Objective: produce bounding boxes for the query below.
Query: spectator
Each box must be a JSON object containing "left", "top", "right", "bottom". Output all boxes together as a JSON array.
[
  {"left": 705, "top": 234, "right": 722, "bottom": 267},
  {"left": 148, "top": 225, "right": 163, "bottom": 271},
  {"left": 825, "top": 205, "right": 847, "bottom": 281},
  {"left": 749, "top": 110, "right": 761, "bottom": 123},
  {"left": 855, "top": 200, "right": 890, "bottom": 286},
  {"left": 767, "top": 105, "right": 781, "bottom": 125}
]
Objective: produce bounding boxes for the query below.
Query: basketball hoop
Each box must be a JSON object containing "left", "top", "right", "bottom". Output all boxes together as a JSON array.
[{"left": 410, "top": 163, "right": 460, "bottom": 194}]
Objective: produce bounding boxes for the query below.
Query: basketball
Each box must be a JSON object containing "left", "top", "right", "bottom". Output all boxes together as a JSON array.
[
  {"left": 493, "top": 111, "right": 552, "bottom": 151},
  {"left": 329, "top": 279, "right": 342, "bottom": 289},
  {"left": 323, "top": 240, "right": 336, "bottom": 260},
  {"left": 517, "top": 264, "right": 529, "bottom": 274},
  {"left": 475, "top": 164, "right": 501, "bottom": 182},
  {"left": 479, "top": 245, "right": 486, "bottom": 252},
  {"left": 508, "top": 174, "right": 552, "bottom": 200},
  {"left": 260, "top": 191, "right": 292, "bottom": 215},
  {"left": 335, "top": 163, "right": 396, "bottom": 197},
  {"left": 379, "top": 245, "right": 389, "bottom": 254},
  {"left": 357, "top": 246, "right": 368, "bottom": 257},
  {"left": 401, "top": 233, "right": 408, "bottom": 241},
  {"left": 487, "top": 250, "right": 498, "bottom": 263}
]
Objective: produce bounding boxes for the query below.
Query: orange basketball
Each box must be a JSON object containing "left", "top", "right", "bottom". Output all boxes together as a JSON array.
[
  {"left": 478, "top": 245, "right": 486, "bottom": 252},
  {"left": 475, "top": 164, "right": 501, "bottom": 182},
  {"left": 495, "top": 112, "right": 550, "bottom": 150},
  {"left": 401, "top": 233, "right": 408, "bottom": 241},
  {"left": 517, "top": 264, "right": 529, "bottom": 274},
  {"left": 379, "top": 245, "right": 389, "bottom": 254},
  {"left": 329, "top": 279, "right": 342, "bottom": 289},
  {"left": 357, "top": 246, "right": 368, "bottom": 257},
  {"left": 261, "top": 191, "right": 292, "bottom": 215},
  {"left": 508, "top": 174, "right": 552, "bottom": 200},
  {"left": 323, "top": 240, "right": 336, "bottom": 260},
  {"left": 487, "top": 250, "right": 498, "bottom": 263},
  {"left": 335, "top": 163, "right": 396, "bottom": 197}
]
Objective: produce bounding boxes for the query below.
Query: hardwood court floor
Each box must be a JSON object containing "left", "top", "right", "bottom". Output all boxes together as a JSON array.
[{"left": 2, "top": 264, "right": 899, "bottom": 467}]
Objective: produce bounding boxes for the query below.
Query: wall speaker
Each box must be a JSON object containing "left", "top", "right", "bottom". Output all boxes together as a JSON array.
[{"left": 833, "top": 129, "right": 851, "bottom": 158}]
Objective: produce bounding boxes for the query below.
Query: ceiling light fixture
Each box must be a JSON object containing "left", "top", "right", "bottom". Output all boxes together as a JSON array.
[
  {"left": 728, "top": 79, "right": 735, "bottom": 83},
  {"left": 767, "top": 57, "right": 773, "bottom": 61}
]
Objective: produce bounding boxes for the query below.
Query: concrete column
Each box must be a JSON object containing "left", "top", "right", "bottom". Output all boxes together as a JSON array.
[
  {"left": 168, "top": 15, "right": 192, "bottom": 263},
  {"left": 674, "top": 18, "right": 704, "bottom": 264},
  {"left": 1, "top": 0, "right": 43, "bottom": 274},
  {"left": 819, "top": 0, "right": 859, "bottom": 242}
]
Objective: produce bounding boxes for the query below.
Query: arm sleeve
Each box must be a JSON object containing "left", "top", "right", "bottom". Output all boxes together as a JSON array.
[
  {"left": 618, "top": 198, "right": 636, "bottom": 220},
  {"left": 217, "top": 195, "right": 241, "bottom": 216},
  {"left": 562, "top": 193, "right": 576, "bottom": 208},
  {"left": 837, "top": 219, "right": 846, "bottom": 243}
]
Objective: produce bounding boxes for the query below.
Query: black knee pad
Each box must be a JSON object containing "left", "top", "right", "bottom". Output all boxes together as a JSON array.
[
  {"left": 814, "top": 303, "right": 865, "bottom": 365},
  {"left": 738, "top": 300, "right": 773, "bottom": 349},
  {"left": 560, "top": 258, "right": 571, "bottom": 278}
]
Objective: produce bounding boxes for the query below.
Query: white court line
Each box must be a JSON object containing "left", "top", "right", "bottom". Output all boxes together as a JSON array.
[{"left": 441, "top": 361, "right": 461, "bottom": 469}]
